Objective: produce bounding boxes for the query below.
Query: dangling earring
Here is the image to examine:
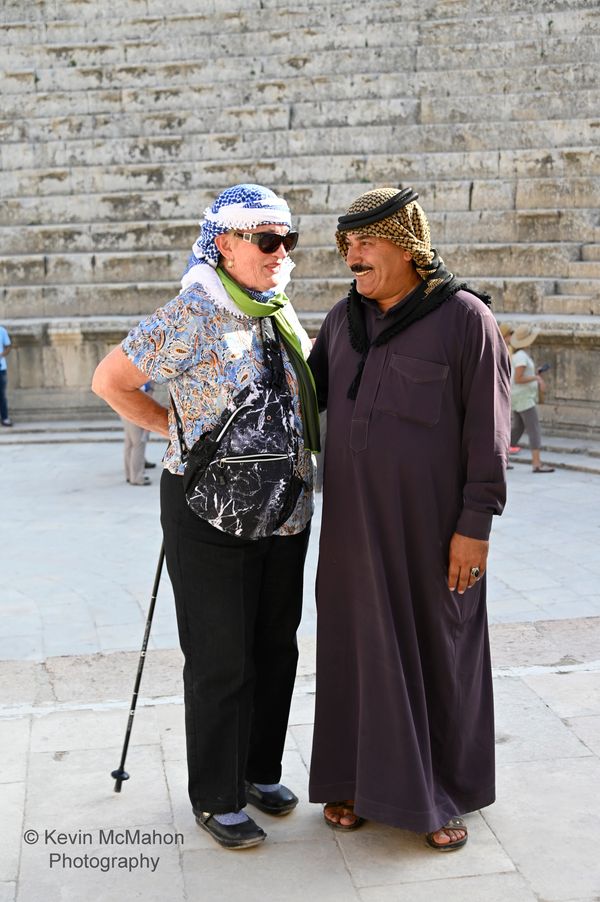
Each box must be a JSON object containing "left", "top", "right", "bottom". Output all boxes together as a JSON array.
[{"left": 226, "top": 259, "right": 234, "bottom": 269}]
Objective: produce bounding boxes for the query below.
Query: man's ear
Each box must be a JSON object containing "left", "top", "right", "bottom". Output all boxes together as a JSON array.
[{"left": 215, "top": 232, "right": 233, "bottom": 257}]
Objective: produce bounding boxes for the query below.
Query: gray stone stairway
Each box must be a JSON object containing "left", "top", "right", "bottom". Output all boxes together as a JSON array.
[{"left": 1, "top": 0, "right": 599, "bottom": 431}]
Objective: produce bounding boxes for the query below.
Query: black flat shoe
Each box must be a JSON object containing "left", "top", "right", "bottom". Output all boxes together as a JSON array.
[
  {"left": 144, "top": 460, "right": 156, "bottom": 469},
  {"left": 245, "top": 781, "right": 298, "bottom": 816},
  {"left": 193, "top": 811, "right": 266, "bottom": 850}
]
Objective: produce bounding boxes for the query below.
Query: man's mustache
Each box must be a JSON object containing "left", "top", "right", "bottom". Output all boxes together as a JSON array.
[{"left": 350, "top": 264, "right": 373, "bottom": 274}]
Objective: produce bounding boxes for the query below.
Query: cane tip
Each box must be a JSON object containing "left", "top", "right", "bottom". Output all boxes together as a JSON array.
[{"left": 111, "top": 768, "right": 130, "bottom": 792}]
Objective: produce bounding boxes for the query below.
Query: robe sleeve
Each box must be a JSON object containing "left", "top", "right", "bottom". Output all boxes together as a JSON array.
[
  {"left": 455, "top": 303, "right": 511, "bottom": 541},
  {"left": 307, "top": 312, "right": 331, "bottom": 412}
]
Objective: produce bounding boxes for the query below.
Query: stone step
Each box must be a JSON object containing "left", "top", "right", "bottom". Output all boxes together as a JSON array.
[
  {"left": 293, "top": 278, "right": 569, "bottom": 314},
  {"left": 0, "top": 417, "right": 126, "bottom": 445},
  {"left": 3, "top": 7, "right": 598, "bottom": 71},
  {"left": 509, "top": 449, "right": 600, "bottom": 476},
  {"left": 3, "top": 62, "right": 598, "bottom": 119},
  {"left": 1, "top": 0, "right": 268, "bottom": 22},
  {"left": 0, "top": 280, "right": 342, "bottom": 317},
  {"left": 3, "top": 141, "right": 599, "bottom": 201},
  {"left": 554, "top": 278, "right": 600, "bottom": 296},
  {"left": 1, "top": 0, "right": 591, "bottom": 28},
  {"left": 531, "top": 434, "right": 600, "bottom": 461},
  {"left": 416, "top": 33, "right": 600, "bottom": 71},
  {"left": 0, "top": 47, "right": 422, "bottom": 96},
  {"left": 3, "top": 9, "right": 595, "bottom": 63},
  {"left": 447, "top": 243, "right": 580, "bottom": 277},
  {"left": 421, "top": 89, "right": 598, "bottom": 124},
  {"left": 1, "top": 275, "right": 573, "bottom": 318},
  {"left": 3, "top": 419, "right": 599, "bottom": 472},
  {"left": 495, "top": 310, "right": 600, "bottom": 328},
  {"left": 509, "top": 425, "right": 600, "bottom": 473},
  {"left": 566, "top": 261, "right": 600, "bottom": 279},
  {"left": 0, "top": 221, "right": 198, "bottom": 255},
  {"left": 4, "top": 273, "right": 590, "bottom": 320},
  {"left": 1, "top": 283, "right": 174, "bottom": 318},
  {"left": 418, "top": 7, "right": 600, "bottom": 47},
  {"left": 0, "top": 242, "right": 580, "bottom": 291},
  {"left": 0, "top": 96, "right": 422, "bottom": 145},
  {"left": 2, "top": 117, "right": 598, "bottom": 174},
  {"left": 456, "top": 278, "right": 556, "bottom": 312},
  {"left": 1, "top": 6, "right": 401, "bottom": 39},
  {"left": 582, "top": 244, "right": 600, "bottom": 261},
  {"left": 3, "top": 88, "right": 598, "bottom": 148},
  {"left": 539, "top": 295, "right": 600, "bottom": 316},
  {"left": 3, "top": 31, "right": 599, "bottom": 97},
  {"left": 0, "top": 207, "right": 600, "bottom": 254},
  {"left": 2, "top": 22, "right": 424, "bottom": 70},
  {"left": 8, "top": 310, "right": 596, "bottom": 332},
  {"left": 514, "top": 176, "right": 600, "bottom": 210},
  {"left": 3, "top": 209, "right": 598, "bottom": 255},
  {"left": 1, "top": 0, "right": 409, "bottom": 26},
  {"left": 2, "top": 174, "right": 600, "bottom": 236}
]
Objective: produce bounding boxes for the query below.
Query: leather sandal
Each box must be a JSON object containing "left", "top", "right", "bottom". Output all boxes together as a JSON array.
[
  {"left": 426, "top": 816, "right": 468, "bottom": 851},
  {"left": 323, "top": 800, "right": 365, "bottom": 831}
]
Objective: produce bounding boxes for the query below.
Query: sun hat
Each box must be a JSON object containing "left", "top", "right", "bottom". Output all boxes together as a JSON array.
[{"left": 510, "top": 324, "right": 539, "bottom": 349}]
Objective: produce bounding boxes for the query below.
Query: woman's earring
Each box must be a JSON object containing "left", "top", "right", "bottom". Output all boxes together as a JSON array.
[{"left": 227, "top": 259, "right": 234, "bottom": 269}]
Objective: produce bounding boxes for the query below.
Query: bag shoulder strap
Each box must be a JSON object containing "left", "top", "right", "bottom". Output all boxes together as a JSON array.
[
  {"left": 170, "top": 394, "right": 189, "bottom": 462},
  {"left": 170, "top": 315, "right": 289, "bottom": 462},
  {"left": 260, "top": 317, "right": 289, "bottom": 392}
]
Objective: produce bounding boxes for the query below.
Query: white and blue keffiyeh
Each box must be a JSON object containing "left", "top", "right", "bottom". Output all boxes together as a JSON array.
[{"left": 181, "top": 183, "right": 294, "bottom": 298}]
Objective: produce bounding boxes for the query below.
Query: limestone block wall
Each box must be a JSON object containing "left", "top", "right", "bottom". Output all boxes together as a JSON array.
[{"left": 1, "top": 0, "right": 599, "bottom": 432}]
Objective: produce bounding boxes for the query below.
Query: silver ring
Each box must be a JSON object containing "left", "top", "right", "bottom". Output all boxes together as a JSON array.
[{"left": 470, "top": 566, "right": 480, "bottom": 579}]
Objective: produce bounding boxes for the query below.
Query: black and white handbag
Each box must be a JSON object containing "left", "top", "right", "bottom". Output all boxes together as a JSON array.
[{"left": 171, "top": 319, "right": 305, "bottom": 540}]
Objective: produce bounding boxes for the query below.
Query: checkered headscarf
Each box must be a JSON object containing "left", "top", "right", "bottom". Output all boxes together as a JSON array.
[
  {"left": 335, "top": 186, "right": 435, "bottom": 275},
  {"left": 181, "top": 183, "right": 293, "bottom": 294}
]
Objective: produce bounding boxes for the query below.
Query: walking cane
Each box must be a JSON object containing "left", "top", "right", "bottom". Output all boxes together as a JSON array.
[{"left": 111, "top": 541, "right": 165, "bottom": 792}]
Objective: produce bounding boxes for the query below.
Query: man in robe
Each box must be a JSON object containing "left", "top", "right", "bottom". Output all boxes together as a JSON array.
[{"left": 307, "top": 186, "right": 511, "bottom": 850}]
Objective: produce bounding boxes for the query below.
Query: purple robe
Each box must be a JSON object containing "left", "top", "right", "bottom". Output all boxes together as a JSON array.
[{"left": 308, "top": 289, "right": 511, "bottom": 832}]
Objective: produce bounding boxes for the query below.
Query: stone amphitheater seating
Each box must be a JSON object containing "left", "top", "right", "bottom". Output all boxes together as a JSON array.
[{"left": 1, "top": 0, "right": 599, "bottom": 432}]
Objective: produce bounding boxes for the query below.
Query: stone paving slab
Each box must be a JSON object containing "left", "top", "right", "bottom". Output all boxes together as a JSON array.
[
  {"left": 1, "top": 439, "right": 600, "bottom": 899},
  {"left": 1, "top": 650, "right": 599, "bottom": 900},
  {"left": 1, "top": 441, "right": 600, "bottom": 667},
  {"left": 7, "top": 682, "right": 597, "bottom": 902}
]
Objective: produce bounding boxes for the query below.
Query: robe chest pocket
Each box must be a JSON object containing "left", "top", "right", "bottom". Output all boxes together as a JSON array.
[{"left": 374, "top": 354, "right": 449, "bottom": 427}]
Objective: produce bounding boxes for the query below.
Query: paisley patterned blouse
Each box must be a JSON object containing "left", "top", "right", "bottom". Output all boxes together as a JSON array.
[{"left": 122, "top": 264, "right": 314, "bottom": 536}]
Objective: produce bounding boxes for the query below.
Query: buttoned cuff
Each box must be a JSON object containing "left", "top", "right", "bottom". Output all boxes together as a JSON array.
[{"left": 455, "top": 508, "right": 493, "bottom": 541}]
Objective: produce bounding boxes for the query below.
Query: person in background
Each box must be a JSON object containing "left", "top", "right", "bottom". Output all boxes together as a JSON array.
[
  {"left": 122, "top": 381, "right": 155, "bottom": 485},
  {"left": 509, "top": 324, "right": 554, "bottom": 473},
  {"left": 498, "top": 322, "right": 513, "bottom": 349},
  {"left": 0, "top": 324, "right": 13, "bottom": 427}
]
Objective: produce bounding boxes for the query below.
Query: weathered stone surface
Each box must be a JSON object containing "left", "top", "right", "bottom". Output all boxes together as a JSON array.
[{"left": 1, "top": 0, "right": 598, "bottom": 433}]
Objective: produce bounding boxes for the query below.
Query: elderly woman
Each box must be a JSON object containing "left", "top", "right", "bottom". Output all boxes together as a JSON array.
[{"left": 92, "top": 184, "right": 319, "bottom": 849}]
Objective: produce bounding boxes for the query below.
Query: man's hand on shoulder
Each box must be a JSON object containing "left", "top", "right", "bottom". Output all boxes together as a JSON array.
[{"left": 447, "top": 533, "right": 489, "bottom": 595}]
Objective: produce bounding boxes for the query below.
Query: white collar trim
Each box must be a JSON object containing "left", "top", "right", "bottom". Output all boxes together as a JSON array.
[{"left": 182, "top": 262, "right": 250, "bottom": 320}]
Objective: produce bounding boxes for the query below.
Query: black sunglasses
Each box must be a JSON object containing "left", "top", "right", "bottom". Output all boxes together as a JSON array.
[{"left": 233, "top": 230, "right": 299, "bottom": 254}]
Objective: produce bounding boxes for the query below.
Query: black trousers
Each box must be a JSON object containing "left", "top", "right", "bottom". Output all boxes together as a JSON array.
[{"left": 160, "top": 470, "right": 310, "bottom": 813}]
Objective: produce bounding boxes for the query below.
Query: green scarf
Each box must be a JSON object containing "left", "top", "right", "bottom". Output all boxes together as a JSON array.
[{"left": 216, "top": 267, "right": 320, "bottom": 452}]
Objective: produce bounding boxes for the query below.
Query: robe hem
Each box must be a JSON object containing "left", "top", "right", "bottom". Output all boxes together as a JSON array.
[{"left": 309, "top": 782, "right": 495, "bottom": 832}]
